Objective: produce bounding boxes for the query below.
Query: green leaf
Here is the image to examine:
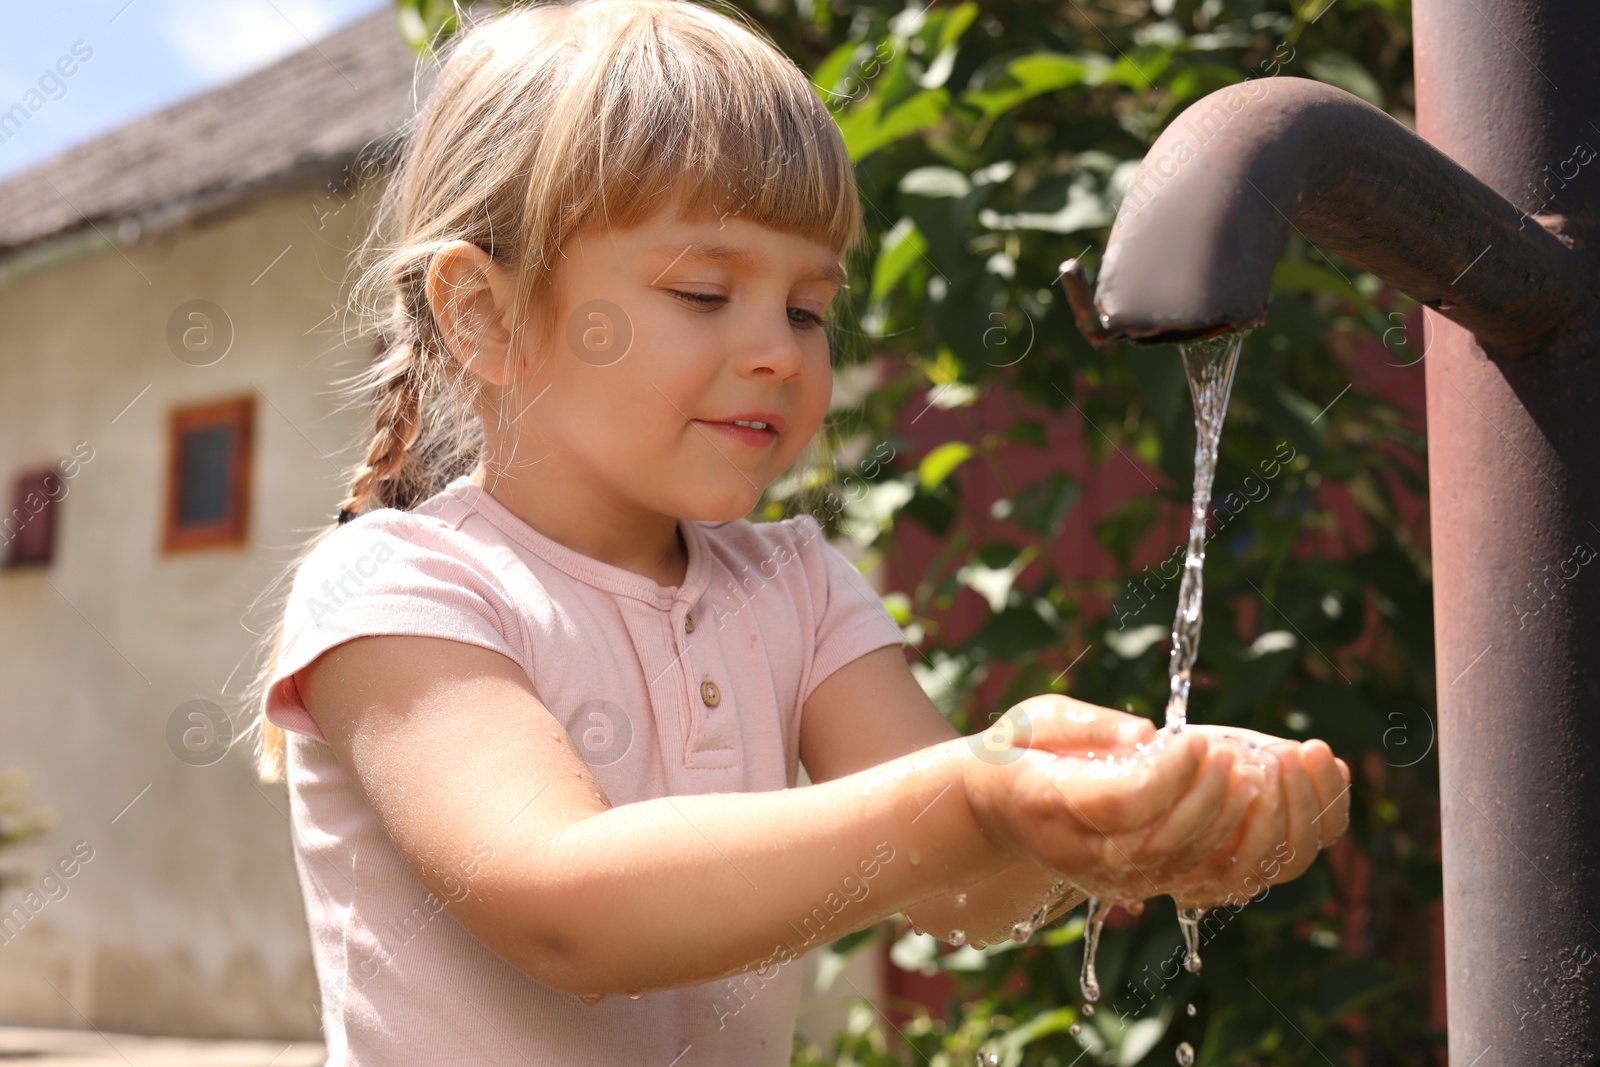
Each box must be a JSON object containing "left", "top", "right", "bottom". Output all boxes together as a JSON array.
[
  {"left": 1306, "top": 50, "right": 1385, "bottom": 108},
  {"left": 978, "top": 173, "right": 1113, "bottom": 234},
  {"left": 971, "top": 603, "right": 1058, "bottom": 658},
  {"left": 1013, "top": 471, "right": 1081, "bottom": 536},
  {"left": 933, "top": 2, "right": 979, "bottom": 54},
  {"left": 1101, "top": 45, "right": 1173, "bottom": 90},
  {"left": 870, "top": 218, "right": 927, "bottom": 306},
  {"left": 1008, "top": 419, "right": 1048, "bottom": 449},
  {"left": 918, "top": 442, "right": 974, "bottom": 490},
  {"left": 1126, "top": 348, "right": 1188, "bottom": 436},
  {"left": 837, "top": 87, "right": 950, "bottom": 162},
  {"left": 1272, "top": 259, "right": 1370, "bottom": 309},
  {"left": 1305, "top": 958, "right": 1404, "bottom": 1020},
  {"left": 976, "top": 540, "right": 1024, "bottom": 569},
  {"left": 962, "top": 52, "right": 1107, "bottom": 119},
  {"left": 881, "top": 591, "right": 912, "bottom": 626},
  {"left": 1094, "top": 493, "right": 1163, "bottom": 567},
  {"left": 898, "top": 166, "right": 972, "bottom": 199},
  {"left": 812, "top": 38, "right": 866, "bottom": 105},
  {"left": 395, "top": 0, "right": 459, "bottom": 52},
  {"left": 998, "top": 1006, "right": 1080, "bottom": 1050}
]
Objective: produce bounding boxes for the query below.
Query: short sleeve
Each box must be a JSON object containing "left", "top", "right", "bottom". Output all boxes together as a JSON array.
[
  {"left": 795, "top": 515, "right": 907, "bottom": 706},
  {"left": 265, "top": 511, "right": 529, "bottom": 742}
]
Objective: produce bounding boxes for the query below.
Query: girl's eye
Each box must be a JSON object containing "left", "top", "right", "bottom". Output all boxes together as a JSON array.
[
  {"left": 669, "top": 290, "right": 724, "bottom": 309},
  {"left": 669, "top": 289, "right": 828, "bottom": 329}
]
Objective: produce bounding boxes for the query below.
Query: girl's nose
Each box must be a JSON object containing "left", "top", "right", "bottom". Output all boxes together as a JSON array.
[{"left": 733, "top": 311, "right": 806, "bottom": 381}]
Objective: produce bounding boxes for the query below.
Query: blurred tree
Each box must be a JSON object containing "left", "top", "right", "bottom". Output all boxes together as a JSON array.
[{"left": 396, "top": 1, "right": 1439, "bottom": 1063}]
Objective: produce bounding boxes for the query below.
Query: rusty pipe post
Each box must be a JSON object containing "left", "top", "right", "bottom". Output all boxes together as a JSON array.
[
  {"left": 1414, "top": 2, "right": 1600, "bottom": 1062},
  {"left": 1059, "top": 26, "right": 1600, "bottom": 1063}
]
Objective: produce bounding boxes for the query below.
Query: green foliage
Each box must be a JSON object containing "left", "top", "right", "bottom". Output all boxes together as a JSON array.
[
  {"left": 0, "top": 768, "right": 57, "bottom": 893},
  {"left": 399, "top": 1, "right": 1438, "bottom": 1062}
]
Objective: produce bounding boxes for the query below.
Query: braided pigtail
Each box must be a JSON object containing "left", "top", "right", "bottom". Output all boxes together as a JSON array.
[{"left": 335, "top": 293, "right": 430, "bottom": 523}]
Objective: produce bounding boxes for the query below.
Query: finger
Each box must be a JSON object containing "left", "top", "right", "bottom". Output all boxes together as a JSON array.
[
  {"left": 1055, "top": 729, "right": 1208, "bottom": 836},
  {"left": 1141, "top": 753, "right": 1264, "bottom": 884},
  {"left": 1189, "top": 723, "right": 1276, "bottom": 751},
  {"left": 1134, "top": 743, "right": 1238, "bottom": 859},
  {"left": 1162, "top": 809, "right": 1253, "bottom": 909},
  {"left": 1175, "top": 754, "right": 1288, "bottom": 908},
  {"left": 1329, "top": 762, "right": 1353, "bottom": 843},
  {"left": 1301, "top": 740, "right": 1350, "bottom": 849},
  {"left": 1271, "top": 745, "right": 1321, "bottom": 883},
  {"left": 1009, "top": 696, "right": 1154, "bottom": 755}
]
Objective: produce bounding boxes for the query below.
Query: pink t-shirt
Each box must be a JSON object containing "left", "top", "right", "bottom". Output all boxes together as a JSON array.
[{"left": 265, "top": 474, "right": 906, "bottom": 1066}]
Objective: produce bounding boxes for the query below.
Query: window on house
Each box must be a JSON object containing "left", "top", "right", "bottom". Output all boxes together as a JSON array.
[
  {"left": 2, "top": 469, "right": 63, "bottom": 568},
  {"left": 163, "top": 396, "right": 252, "bottom": 552}
]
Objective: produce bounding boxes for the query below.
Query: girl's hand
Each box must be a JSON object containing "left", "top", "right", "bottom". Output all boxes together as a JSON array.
[
  {"left": 960, "top": 695, "right": 1267, "bottom": 905},
  {"left": 1156, "top": 726, "right": 1351, "bottom": 910}
]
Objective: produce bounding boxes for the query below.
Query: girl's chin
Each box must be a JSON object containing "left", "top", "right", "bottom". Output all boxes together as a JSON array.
[{"left": 677, "top": 488, "right": 768, "bottom": 524}]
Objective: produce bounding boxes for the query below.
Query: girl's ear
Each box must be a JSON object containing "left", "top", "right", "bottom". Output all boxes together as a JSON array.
[{"left": 426, "top": 241, "right": 520, "bottom": 387}]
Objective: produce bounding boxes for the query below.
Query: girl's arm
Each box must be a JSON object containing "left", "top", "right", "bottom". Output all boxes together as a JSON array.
[
  {"left": 297, "top": 634, "right": 1222, "bottom": 996},
  {"left": 800, "top": 646, "right": 1088, "bottom": 948}
]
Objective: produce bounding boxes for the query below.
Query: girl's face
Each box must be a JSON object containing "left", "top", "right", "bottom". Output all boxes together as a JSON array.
[{"left": 502, "top": 205, "right": 842, "bottom": 523}]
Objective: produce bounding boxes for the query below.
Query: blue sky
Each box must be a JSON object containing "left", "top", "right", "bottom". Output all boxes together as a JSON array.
[{"left": 0, "top": 0, "right": 390, "bottom": 179}]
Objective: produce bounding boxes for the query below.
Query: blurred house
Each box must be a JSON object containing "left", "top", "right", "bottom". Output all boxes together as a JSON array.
[
  {"left": 0, "top": 11, "right": 882, "bottom": 1046},
  {"left": 0, "top": 12, "right": 416, "bottom": 1043}
]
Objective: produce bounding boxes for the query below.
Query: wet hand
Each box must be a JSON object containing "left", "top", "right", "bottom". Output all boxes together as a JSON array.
[
  {"left": 961, "top": 696, "right": 1267, "bottom": 904},
  {"left": 1157, "top": 726, "right": 1351, "bottom": 909}
]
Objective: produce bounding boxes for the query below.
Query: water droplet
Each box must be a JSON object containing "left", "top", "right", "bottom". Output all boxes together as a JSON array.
[
  {"left": 950, "top": 929, "right": 967, "bottom": 946},
  {"left": 1079, "top": 895, "right": 1107, "bottom": 1002},
  {"left": 954, "top": 892, "right": 968, "bottom": 907},
  {"left": 1178, "top": 906, "right": 1204, "bottom": 974},
  {"left": 1081, "top": 1002, "right": 1095, "bottom": 1017},
  {"left": 1176, "top": 1041, "right": 1195, "bottom": 1066},
  {"left": 1186, "top": 1002, "right": 1197, "bottom": 1016},
  {"left": 974, "top": 1051, "right": 1000, "bottom": 1067},
  {"left": 627, "top": 992, "right": 644, "bottom": 1000},
  {"left": 1127, "top": 899, "right": 1146, "bottom": 916},
  {"left": 576, "top": 992, "right": 605, "bottom": 1007},
  {"left": 1010, "top": 878, "right": 1066, "bottom": 946},
  {"left": 1069, "top": 1023, "right": 1081, "bottom": 1037}
]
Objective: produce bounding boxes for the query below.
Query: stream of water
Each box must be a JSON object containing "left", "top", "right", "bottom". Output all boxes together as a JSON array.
[{"left": 1071, "top": 332, "right": 1247, "bottom": 1063}]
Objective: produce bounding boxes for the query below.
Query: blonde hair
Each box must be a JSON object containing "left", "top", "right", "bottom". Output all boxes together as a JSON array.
[{"left": 240, "top": 0, "right": 865, "bottom": 783}]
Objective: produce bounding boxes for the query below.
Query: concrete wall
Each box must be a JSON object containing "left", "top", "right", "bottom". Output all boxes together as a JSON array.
[{"left": 0, "top": 179, "right": 377, "bottom": 1040}]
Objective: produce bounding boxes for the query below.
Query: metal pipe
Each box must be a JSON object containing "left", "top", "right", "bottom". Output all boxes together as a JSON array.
[
  {"left": 1058, "top": 18, "right": 1600, "bottom": 1061},
  {"left": 1414, "top": 2, "right": 1600, "bottom": 1062},
  {"left": 1058, "top": 77, "right": 1597, "bottom": 355}
]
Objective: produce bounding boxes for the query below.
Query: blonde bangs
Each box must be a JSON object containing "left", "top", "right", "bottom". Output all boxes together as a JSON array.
[
  {"left": 568, "top": 4, "right": 862, "bottom": 255},
  {"left": 437, "top": 0, "right": 862, "bottom": 282}
]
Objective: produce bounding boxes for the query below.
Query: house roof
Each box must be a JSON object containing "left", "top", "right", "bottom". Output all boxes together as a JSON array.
[{"left": 0, "top": 11, "right": 422, "bottom": 266}]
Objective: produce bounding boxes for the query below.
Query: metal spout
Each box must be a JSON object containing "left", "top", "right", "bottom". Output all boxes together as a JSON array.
[{"left": 1059, "top": 77, "right": 1595, "bottom": 355}]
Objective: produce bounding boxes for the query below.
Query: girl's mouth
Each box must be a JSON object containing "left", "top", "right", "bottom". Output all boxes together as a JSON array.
[{"left": 695, "top": 418, "right": 779, "bottom": 447}]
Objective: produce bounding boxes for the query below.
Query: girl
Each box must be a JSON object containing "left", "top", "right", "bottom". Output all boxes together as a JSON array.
[{"left": 244, "top": 2, "right": 1351, "bottom": 1063}]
